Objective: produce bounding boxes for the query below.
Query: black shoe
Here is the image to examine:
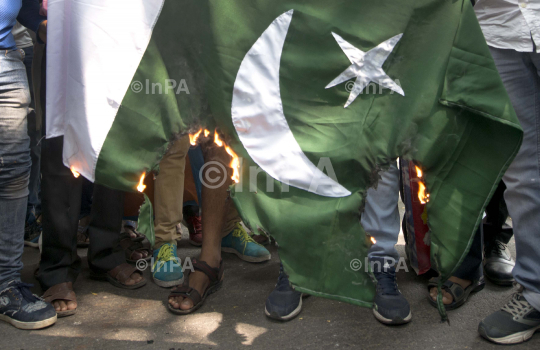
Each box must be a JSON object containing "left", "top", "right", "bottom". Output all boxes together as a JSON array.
[
  {"left": 484, "top": 240, "right": 515, "bottom": 286},
  {"left": 372, "top": 267, "right": 411, "bottom": 325},
  {"left": 0, "top": 281, "right": 57, "bottom": 330},
  {"left": 479, "top": 288, "right": 540, "bottom": 344},
  {"left": 265, "top": 264, "right": 303, "bottom": 321}
]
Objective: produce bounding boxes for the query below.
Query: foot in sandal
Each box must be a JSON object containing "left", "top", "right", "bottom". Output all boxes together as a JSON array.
[
  {"left": 42, "top": 282, "right": 77, "bottom": 318},
  {"left": 168, "top": 258, "right": 223, "bottom": 314},
  {"left": 90, "top": 263, "right": 146, "bottom": 289},
  {"left": 428, "top": 276, "right": 485, "bottom": 310}
]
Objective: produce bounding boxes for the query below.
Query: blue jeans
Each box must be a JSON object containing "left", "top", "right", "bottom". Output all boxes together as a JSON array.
[
  {"left": 22, "top": 45, "right": 42, "bottom": 224},
  {"left": 0, "top": 49, "right": 31, "bottom": 288},
  {"left": 490, "top": 46, "right": 540, "bottom": 311},
  {"left": 361, "top": 161, "right": 483, "bottom": 282}
]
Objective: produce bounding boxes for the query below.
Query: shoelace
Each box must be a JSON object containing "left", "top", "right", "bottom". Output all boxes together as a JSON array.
[
  {"left": 9, "top": 282, "right": 40, "bottom": 303},
  {"left": 374, "top": 270, "right": 400, "bottom": 296},
  {"left": 274, "top": 264, "right": 292, "bottom": 291},
  {"left": 502, "top": 292, "right": 533, "bottom": 318},
  {"left": 154, "top": 244, "right": 177, "bottom": 269},
  {"left": 490, "top": 240, "right": 507, "bottom": 255},
  {"left": 189, "top": 216, "right": 202, "bottom": 234},
  {"left": 232, "top": 223, "right": 257, "bottom": 245}
]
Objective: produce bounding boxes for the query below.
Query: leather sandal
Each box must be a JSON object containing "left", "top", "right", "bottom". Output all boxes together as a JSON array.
[
  {"left": 42, "top": 282, "right": 77, "bottom": 317},
  {"left": 90, "top": 263, "right": 147, "bottom": 290},
  {"left": 120, "top": 231, "right": 152, "bottom": 263},
  {"left": 427, "top": 277, "right": 485, "bottom": 310},
  {"left": 168, "top": 259, "right": 224, "bottom": 315}
]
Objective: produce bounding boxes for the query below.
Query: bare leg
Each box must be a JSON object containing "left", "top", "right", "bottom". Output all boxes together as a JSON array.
[{"left": 169, "top": 143, "right": 232, "bottom": 310}]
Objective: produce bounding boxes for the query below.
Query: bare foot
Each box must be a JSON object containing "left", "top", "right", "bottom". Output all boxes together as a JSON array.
[
  {"left": 122, "top": 272, "right": 144, "bottom": 286},
  {"left": 53, "top": 299, "right": 77, "bottom": 312},
  {"left": 168, "top": 256, "right": 220, "bottom": 311},
  {"left": 429, "top": 276, "right": 471, "bottom": 304}
]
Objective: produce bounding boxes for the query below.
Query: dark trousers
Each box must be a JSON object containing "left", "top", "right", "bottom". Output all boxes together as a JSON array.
[
  {"left": 483, "top": 181, "right": 513, "bottom": 246},
  {"left": 37, "top": 136, "right": 125, "bottom": 291}
]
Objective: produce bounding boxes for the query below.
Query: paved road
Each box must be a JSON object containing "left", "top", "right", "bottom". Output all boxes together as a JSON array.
[{"left": 2, "top": 229, "right": 539, "bottom": 350}]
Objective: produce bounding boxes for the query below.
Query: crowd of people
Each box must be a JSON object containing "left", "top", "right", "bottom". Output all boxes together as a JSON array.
[{"left": 0, "top": 0, "right": 539, "bottom": 346}]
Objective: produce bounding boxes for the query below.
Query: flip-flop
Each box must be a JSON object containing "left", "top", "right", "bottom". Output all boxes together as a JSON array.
[
  {"left": 90, "top": 263, "right": 147, "bottom": 290},
  {"left": 427, "top": 278, "right": 485, "bottom": 310},
  {"left": 42, "top": 282, "right": 77, "bottom": 317},
  {"left": 167, "top": 259, "right": 224, "bottom": 315}
]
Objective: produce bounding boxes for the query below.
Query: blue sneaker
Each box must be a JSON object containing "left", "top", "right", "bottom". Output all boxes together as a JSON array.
[
  {"left": 152, "top": 243, "right": 184, "bottom": 287},
  {"left": 0, "top": 281, "right": 57, "bottom": 330},
  {"left": 372, "top": 266, "right": 411, "bottom": 325},
  {"left": 24, "top": 219, "right": 42, "bottom": 248},
  {"left": 221, "top": 223, "right": 271, "bottom": 263},
  {"left": 265, "top": 263, "right": 303, "bottom": 321}
]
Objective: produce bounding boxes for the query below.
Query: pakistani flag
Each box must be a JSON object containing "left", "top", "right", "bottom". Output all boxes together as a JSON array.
[{"left": 47, "top": 0, "right": 522, "bottom": 313}]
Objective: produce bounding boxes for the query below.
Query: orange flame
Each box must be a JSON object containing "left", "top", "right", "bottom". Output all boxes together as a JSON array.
[
  {"left": 70, "top": 166, "right": 80, "bottom": 178},
  {"left": 137, "top": 173, "right": 147, "bottom": 193},
  {"left": 415, "top": 165, "right": 423, "bottom": 178},
  {"left": 370, "top": 236, "right": 377, "bottom": 244},
  {"left": 204, "top": 129, "right": 210, "bottom": 137},
  {"left": 189, "top": 129, "right": 203, "bottom": 146},
  {"left": 213, "top": 130, "right": 240, "bottom": 183},
  {"left": 418, "top": 182, "right": 430, "bottom": 204}
]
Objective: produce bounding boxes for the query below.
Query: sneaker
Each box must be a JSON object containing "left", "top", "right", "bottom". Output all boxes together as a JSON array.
[
  {"left": 0, "top": 281, "right": 57, "bottom": 330},
  {"left": 478, "top": 288, "right": 540, "bottom": 344},
  {"left": 221, "top": 223, "right": 271, "bottom": 263},
  {"left": 24, "top": 219, "right": 42, "bottom": 248},
  {"left": 185, "top": 215, "right": 203, "bottom": 247},
  {"left": 152, "top": 243, "right": 184, "bottom": 288},
  {"left": 372, "top": 266, "right": 411, "bottom": 325},
  {"left": 265, "top": 263, "right": 303, "bottom": 321},
  {"left": 484, "top": 240, "right": 515, "bottom": 286}
]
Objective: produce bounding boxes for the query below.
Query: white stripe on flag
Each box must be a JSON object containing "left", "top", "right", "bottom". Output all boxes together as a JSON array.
[{"left": 46, "top": 0, "right": 164, "bottom": 181}]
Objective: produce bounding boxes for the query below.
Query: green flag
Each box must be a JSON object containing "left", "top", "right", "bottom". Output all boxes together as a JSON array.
[{"left": 49, "top": 0, "right": 522, "bottom": 311}]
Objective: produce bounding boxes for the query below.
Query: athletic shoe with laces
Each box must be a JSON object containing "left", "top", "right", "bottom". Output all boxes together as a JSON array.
[
  {"left": 221, "top": 223, "right": 271, "bottom": 263},
  {"left": 152, "top": 243, "right": 184, "bottom": 287},
  {"left": 265, "top": 263, "right": 303, "bottom": 321},
  {"left": 478, "top": 287, "right": 540, "bottom": 344},
  {"left": 0, "top": 280, "right": 57, "bottom": 330},
  {"left": 372, "top": 266, "right": 411, "bottom": 325}
]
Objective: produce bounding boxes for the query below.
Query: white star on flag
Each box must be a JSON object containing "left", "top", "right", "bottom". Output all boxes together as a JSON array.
[{"left": 326, "top": 32, "right": 405, "bottom": 108}]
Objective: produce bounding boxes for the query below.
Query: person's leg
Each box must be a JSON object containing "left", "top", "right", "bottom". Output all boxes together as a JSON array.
[
  {"left": 483, "top": 181, "right": 515, "bottom": 286},
  {"left": 361, "top": 161, "right": 411, "bottom": 325},
  {"left": 478, "top": 47, "right": 540, "bottom": 344},
  {"left": 0, "top": 49, "right": 56, "bottom": 330},
  {"left": 153, "top": 136, "right": 190, "bottom": 287},
  {"left": 169, "top": 138, "right": 233, "bottom": 311}
]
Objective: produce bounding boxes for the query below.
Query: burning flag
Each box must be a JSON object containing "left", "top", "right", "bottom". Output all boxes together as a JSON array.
[{"left": 46, "top": 0, "right": 522, "bottom": 313}]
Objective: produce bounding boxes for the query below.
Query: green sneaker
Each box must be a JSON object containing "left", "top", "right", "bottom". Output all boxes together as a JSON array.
[
  {"left": 221, "top": 223, "right": 271, "bottom": 263},
  {"left": 152, "top": 243, "right": 184, "bottom": 287}
]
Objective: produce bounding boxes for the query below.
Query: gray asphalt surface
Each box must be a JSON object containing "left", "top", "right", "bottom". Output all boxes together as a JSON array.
[{"left": 3, "top": 220, "right": 539, "bottom": 350}]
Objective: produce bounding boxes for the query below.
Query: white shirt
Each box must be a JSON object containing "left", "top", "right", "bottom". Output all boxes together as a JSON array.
[{"left": 475, "top": 0, "right": 540, "bottom": 53}]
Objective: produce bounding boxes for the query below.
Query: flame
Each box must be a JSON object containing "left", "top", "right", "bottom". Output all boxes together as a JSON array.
[
  {"left": 204, "top": 129, "right": 210, "bottom": 137},
  {"left": 418, "top": 182, "right": 430, "bottom": 204},
  {"left": 214, "top": 131, "right": 224, "bottom": 147},
  {"left": 137, "top": 173, "right": 147, "bottom": 193},
  {"left": 212, "top": 130, "right": 240, "bottom": 183},
  {"left": 370, "top": 236, "right": 377, "bottom": 244},
  {"left": 415, "top": 165, "right": 423, "bottom": 178},
  {"left": 189, "top": 129, "right": 203, "bottom": 146},
  {"left": 70, "top": 167, "right": 80, "bottom": 178}
]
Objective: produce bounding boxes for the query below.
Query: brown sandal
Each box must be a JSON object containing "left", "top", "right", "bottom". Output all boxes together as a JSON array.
[
  {"left": 90, "top": 263, "right": 147, "bottom": 289},
  {"left": 42, "top": 282, "right": 77, "bottom": 317},
  {"left": 168, "top": 259, "right": 224, "bottom": 315},
  {"left": 120, "top": 232, "right": 152, "bottom": 263}
]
